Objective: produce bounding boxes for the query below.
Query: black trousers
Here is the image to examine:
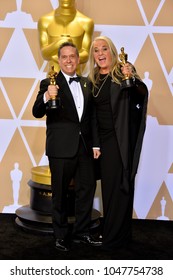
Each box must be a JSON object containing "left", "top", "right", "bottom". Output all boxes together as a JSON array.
[
  {"left": 100, "top": 134, "right": 134, "bottom": 250},
  {"left": 48, "top": 140, "right": 96, "bottom": 240}
]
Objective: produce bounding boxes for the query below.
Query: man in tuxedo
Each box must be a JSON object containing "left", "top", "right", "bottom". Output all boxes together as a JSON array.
[{"left": 32, "top": 42, "right": 101, "bottom": 252}]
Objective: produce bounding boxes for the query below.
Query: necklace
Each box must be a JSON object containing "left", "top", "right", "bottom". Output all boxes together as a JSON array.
[
  {"left": 99, "top": 74, "right": 109, "bottom": 81},
  {"left": 93, "top": 74, "right": 109, "bottom": 98}
]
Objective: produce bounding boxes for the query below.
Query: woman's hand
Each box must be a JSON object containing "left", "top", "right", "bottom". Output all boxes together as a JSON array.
[
  {"left": 93, "top": 148, "right": 101, "bottom": 159},
  {"left": 121, "top": 63, "right": 133, "bottom": 77}
]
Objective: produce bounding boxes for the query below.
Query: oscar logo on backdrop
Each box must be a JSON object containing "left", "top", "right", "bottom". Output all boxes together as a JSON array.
[
  {"left": 3, "top": 163, "right": 22, "bottom": 213},
  {"left": 143, "top": 71, "right": 153, "bottom": 98},
  {"left": 4, "top": 0, "right": 35, "bottom": 26},
  {"left": 157, "top": 197, "right": 169, "bottom": 220}
]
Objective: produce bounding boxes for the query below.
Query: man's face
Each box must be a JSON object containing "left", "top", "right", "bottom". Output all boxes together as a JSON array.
[{"left": 58, "top": 46, "right": 79, "bottom": 76}]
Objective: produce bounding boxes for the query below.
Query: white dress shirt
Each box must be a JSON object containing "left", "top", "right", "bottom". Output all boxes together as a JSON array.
[{"left": 62, "top": 71, "right": 84, "bottom": 121}]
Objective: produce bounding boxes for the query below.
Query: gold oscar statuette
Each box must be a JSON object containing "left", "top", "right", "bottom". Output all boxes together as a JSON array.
[
  {"left": 119, "top": 47, "right": 134, "bottom": 88},
  {"left": 48, "top": 65, "right": 58, "bottom": 109}
]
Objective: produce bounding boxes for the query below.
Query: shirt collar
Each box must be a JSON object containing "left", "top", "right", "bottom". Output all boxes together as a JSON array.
[{"left": 61, "top": 70, "right": 77, "bottom": 83}]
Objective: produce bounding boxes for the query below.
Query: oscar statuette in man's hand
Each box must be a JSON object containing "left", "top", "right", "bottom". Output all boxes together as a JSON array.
[
  {"left": 119, "top": 47, "right": 134, "bottom": 88},
  {"left": 48, "top": 66, "right": 58, "bottom": 109}
]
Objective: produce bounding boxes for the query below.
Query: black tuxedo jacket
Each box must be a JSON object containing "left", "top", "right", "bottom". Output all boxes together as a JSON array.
[{"left": 32, "top": 71, "right": 100, "bottom": 158}]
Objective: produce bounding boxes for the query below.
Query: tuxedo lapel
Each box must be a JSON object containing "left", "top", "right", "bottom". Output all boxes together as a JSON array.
[
  {"left": 56, "top": 71, "right": 79, "bottom": 120},
  {"left": 80, "top": 78, "right": 88, "bottom": 120}
]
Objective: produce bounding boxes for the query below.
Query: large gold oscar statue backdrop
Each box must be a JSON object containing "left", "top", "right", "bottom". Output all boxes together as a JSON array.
[
  {"left": 1, "top": 0, "right": 173, "bottom": 220},
  {"left": 38, "top": 0, "right": 94, "bottom": 74}
]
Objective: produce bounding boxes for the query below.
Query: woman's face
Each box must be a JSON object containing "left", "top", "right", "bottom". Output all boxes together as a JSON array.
[{"left": 93, "top": 39, "right": 112, "bottom": 73}]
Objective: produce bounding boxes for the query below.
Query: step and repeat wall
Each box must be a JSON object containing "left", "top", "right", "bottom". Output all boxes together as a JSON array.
[{"left": 0, "top": 0, "right": 173, "bottom": 220}]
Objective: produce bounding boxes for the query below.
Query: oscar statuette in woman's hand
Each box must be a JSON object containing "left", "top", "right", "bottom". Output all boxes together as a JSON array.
[{"left": 119, "top": 47, "right": 134, "bottom": 88}]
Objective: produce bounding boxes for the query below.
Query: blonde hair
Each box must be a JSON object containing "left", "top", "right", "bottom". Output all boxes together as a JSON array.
[{"left": 88, "top": 36, "right": 141, "bottom": 88}]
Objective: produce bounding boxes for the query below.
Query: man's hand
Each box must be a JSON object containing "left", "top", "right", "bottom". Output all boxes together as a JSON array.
[{"left": 45, "top": 84, "right": 59, "bottom": 101}]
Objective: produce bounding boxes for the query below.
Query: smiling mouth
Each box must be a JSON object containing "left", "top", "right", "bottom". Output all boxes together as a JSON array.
[
  {"left": 66, "top": 64, "right": 73, "bottom": 67},
  {"left": 99, "top": 57, "right": 106, "bottom": 62}
]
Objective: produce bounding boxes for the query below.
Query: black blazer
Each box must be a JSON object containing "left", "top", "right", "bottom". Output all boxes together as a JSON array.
[
  {"left": 32, "top": 71, "right": 100, "bottom": 158},
  {"left": 110, "top": 78, "right": 148, "bottom": 192}
]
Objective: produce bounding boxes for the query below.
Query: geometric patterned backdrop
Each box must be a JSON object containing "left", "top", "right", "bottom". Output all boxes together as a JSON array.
[{"left": 0, "top": 0, "right": 173, "bottom": 220}]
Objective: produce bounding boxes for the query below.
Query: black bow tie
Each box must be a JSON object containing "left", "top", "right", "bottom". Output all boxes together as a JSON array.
[{"left": 69, "top": 76, "right": 80, "bottom": 84}]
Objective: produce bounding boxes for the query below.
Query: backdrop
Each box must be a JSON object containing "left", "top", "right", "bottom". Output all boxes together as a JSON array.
[{"left": 0, "top": 0, "right": 173, "bottom": 220}]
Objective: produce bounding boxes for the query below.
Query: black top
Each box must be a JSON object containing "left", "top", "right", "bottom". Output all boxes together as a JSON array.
[{"left": 93, "top": 74, "right": 115, "bottom": 141}]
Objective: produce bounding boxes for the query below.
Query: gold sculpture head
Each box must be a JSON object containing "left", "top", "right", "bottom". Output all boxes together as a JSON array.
[
  {"left": 59, "top": 0, "right": 75, "bottom": 7},
  {"left": 119, "top": 47, "right": 128, "bottom": 66},
  {"left": 48, "top": 66, "right": 57, "bottom": 85}
]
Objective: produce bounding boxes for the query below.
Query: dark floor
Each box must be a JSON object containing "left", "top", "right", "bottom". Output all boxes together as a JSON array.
[{"left": 0, "top": 214, "right": 173, "bottom": 260}]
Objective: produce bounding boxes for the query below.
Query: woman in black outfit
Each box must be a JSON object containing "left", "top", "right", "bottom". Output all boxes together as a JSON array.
[{"left": 88, "top": 36, "right": 148, "bottom": 251}]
